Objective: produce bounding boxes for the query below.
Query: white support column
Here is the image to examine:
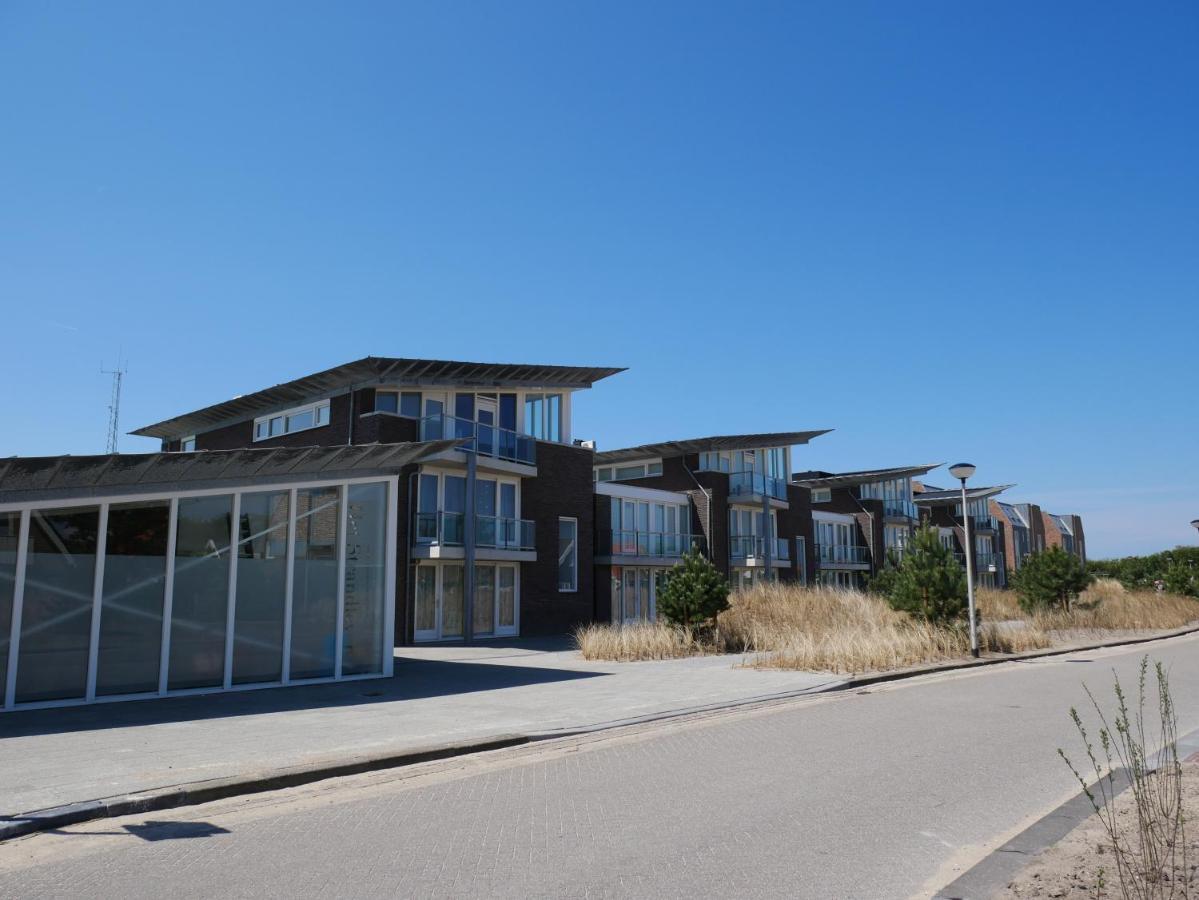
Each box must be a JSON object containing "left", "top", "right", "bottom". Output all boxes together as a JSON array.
[
  {"left": 158, "top": 497, "right": 179, "bottom": 695},
  {"left": 85, "top": 503, "right": 110, "bottom": 701},
  {"left": 5, "top": 509, "right": 30, "bottom": 709},
  {"left": 222, "top": 492, "right": 241, "bottom": 689},
  {"left": 281, "top": 488, "right": 298, "bottom": 683},
  {"left": 383, "top": 478, "right": 398, "bottom": 676},
  {"left": 333, "top": 484, "right": 348, "bottom": 679}
]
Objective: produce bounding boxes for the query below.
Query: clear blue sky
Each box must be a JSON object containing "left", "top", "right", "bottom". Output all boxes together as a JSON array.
[{"left": 1, "top": 2, "right": 1195, "bottom": 559}]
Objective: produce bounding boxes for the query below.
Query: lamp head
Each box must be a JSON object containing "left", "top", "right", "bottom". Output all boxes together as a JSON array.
[
  {"left": 948, "top": 463, "right": 976, "bottom": 481},
  {"left": 1191, "top": 519, "right": 1199, "bottom": 530}
]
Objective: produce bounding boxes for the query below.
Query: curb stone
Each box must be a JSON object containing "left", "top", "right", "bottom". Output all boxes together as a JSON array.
[
  {"left": 4, "top": 623, "right": 1197, "bottom": 844},
  {"left": 932, "top": 729, "right": 1199, "bottom": 899},
  {"left": 0, "top": 734, "right": 528, "bottom": 842}
]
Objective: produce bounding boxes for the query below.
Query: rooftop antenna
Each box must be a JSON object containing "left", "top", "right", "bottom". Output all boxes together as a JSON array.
[{"left": 101, "top": 358, "right": 126, "bottom": 454}]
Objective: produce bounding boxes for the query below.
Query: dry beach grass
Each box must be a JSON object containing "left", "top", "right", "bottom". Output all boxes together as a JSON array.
[{"left": 576, "top": 578, "right": 1199, "bottom": 673}]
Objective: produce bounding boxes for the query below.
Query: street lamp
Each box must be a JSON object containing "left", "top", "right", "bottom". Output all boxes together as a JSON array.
[
  {"left": 1192, "top": 519, "right": 1199, "bottom": 542},
  {"left": 949, "top": 462, "right": 979, "bottom": 658}
]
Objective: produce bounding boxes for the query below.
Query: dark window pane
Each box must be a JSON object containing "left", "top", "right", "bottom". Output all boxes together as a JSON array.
[
  {"left": 342, "top": 483, "right": 387, "bottom": 676},
  {"left": 375, "top": 392, "right": 398, "bottom": 414},
  {"left": 400, "top": 393, "right": 421, "bottom": 417},
  {"left": 443, "top": 476, "right": 466, "bottom": 514},
  {"left": 455, "top": 393, "right": 474, "bottom": 422},
  {"left": 168, "top": 495, "right": 232, "bottom": 691},
  {"left": 96, "top": 501, "right": 169, "bottom": 696},
  {"left": 0, "top": 512, "right": 22, "bottom": 702},
  {"left": 290, "top": 487, "right": 339, "bottom": 680},
  {"left": 232, "top": 491, "right": 289, "bottom": 685},
  {"left": 16, "top": 507, "right": 99, "bottom": 703},
  {"left": 499, "top": 394, "right": 517, "bottom": 431}
]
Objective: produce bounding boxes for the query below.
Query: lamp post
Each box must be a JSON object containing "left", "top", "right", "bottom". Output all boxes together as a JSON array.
[{"left": 949, "top": 462, "right": 979, "bottom": 658}]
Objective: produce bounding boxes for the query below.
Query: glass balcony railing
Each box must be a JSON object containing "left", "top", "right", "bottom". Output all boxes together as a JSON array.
[
  {"left": 975, "top": 551, "right": 1004, "bottom": 573},
  {"left": 600, "top": 530, "right": 705, "bottom": 558},
  {"left": 882, "top": 498, "right": 918, "bottom": 519},
  {"left": 414, "top": 512, "right": 535, "bottom": 551},
  {"left": 815, "top": 544, "right": 870, "bottom": 565},
  {"left": 728, "top": 471, "right": 788, "bottom": 501},
  {"left": 970, "top": 515, "right": 999, "bottom": 532},
  {"left": 729, "top": 536, "right": 790, "bottom": 561},
  {"left": 419, "top": 414, "right": 536, "bottom": 466}
]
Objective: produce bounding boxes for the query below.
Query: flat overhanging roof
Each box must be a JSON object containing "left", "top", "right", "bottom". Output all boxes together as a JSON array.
[
  {"left": 914, "top": 484, "right": 1016, "bottom": 506},
  {"left": 594, "top": 430, "right": 832, "bottom": 465},
  {"left": 791, "top": 463, "right": 942, "bottom": 489},
  {"left": 0, "top": 440, "right": 460, "bottom": 505},
  {"left": 131, "top": 356, "right": 627, "bottom": 440}
]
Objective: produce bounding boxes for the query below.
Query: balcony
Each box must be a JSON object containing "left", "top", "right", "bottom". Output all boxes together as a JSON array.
[
  {"left": 415, "top": 512, "right": 536, "bottom": 552},
  {"left": 419, "top": 414, "right": 536, "bottom": 466},
  {"left": 815, "top": 544, "right": 870, "bottom": 566},
  {"left": 975, "top": 551, "right": 1005, "bottom": 573},
  {"left": 729, "top": 535, "right": 790, "bottom": 562},
  {"left": 728, "top": 471, "right": 788, "bottom": 502},
  {"left": 970, "top": 515, "right": 999, "bottom": 532},
  {"left": 882, "top": 498, "right": 918, "bottom": 520},
  {"left": 600, "top": 530, "right": 706, "bottom": 559}
]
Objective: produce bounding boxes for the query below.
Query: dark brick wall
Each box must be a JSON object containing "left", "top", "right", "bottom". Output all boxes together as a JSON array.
[
  {"left": 190, "top": 390, "right": 367, "bottom": 451},
  {"left": 519, "top": 441, "right": 597, "bottom": 635}
]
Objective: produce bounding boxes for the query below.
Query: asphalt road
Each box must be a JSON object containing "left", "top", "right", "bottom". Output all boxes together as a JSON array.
[{"left": 4, "top": 635, "right": 1199, "bottom": 900}]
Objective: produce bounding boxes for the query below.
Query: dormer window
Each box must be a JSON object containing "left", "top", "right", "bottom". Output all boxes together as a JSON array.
[
  {"left": 180, "top": 436, "right": 196, "bottom": 452},
  {"left": 253, "top": 401, "right": 330, "bottom": 441},
  {"left": 374, "top": 391, "right": 421, "bottom": 417},
  {"left": 811, "top": 488, "right": 832, "bottom": 503}
]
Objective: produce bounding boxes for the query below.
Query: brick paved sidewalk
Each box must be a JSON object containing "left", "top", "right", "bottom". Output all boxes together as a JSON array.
[{"left": 0, "top": 639, "right": 841, "bottom": 819}]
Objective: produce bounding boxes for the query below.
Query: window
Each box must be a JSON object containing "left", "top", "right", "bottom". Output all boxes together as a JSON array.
[
  {"left": 377, "top": 390, "right": 422, "bottom": 417},
  {"left": 558, "top": 518, "right": 577, "bottom": 592},
  {"left": 811, "top": 488, "right": 831, "bottom": 503},
  {"left": 595, "top": 459, "right": 662, "bottom": 482},
  {"left": 254, "top": 401, "right": 330, "bottom": 440},
  {"left": 524, "top": 393, "right": 563, "bottom": 442},
  {"left": 374, "top": 392, "right": 398, "bottom": 414},
  {"left": 180, "top": 436, "right": 196, "bottom": 452}
]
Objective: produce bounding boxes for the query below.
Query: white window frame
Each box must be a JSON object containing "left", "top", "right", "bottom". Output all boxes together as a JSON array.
[
  {"left": 179, "top": 436, "right": 196, "bottom": 452},
  {"left": 811, "top": 488, "right": 832, "bottom": 504},
  {"left": 557, "top": 516, "right": 578, "bottom": 593},
  {"left": 253, "top": 400, "right": 332, "bottom": 441}
]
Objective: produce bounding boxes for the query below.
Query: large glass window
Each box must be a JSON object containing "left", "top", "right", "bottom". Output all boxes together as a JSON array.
[
  {"left": 232, "top": 491, "right": 289, "bottom": 685},
  {"left": 415, "top": 566, "right": 437, "bottom": 635},
  {"left": 169, "top": 495, "right": 233, "bottom": 691},
  {"left": 474, "top": 565, "right": 495, "bottom": 635},
  {"left": 558, "top": 518, "right": 577, "bottom": 592},
  {"left": 97, "top": 500, "right": 169, "bottom": 696},
  {"left": 342, "top": 482, "right": 388, "bottom": 676},
  {"left": 498, "top": 566, "right": 515, "bottom": 630},
  {"left": 16, "top": 507, "right": 100, "bottom": 703},
  {"left": 523, "top": 393, "right": 563, "bottom": 442},
  {"left": 0, "top": 512, "right": 19, "bottom": 702},
  {"left": 290, "top": 487, "right": 340, "bottom": 680},
  {"left": 441, "top": 565, "right": 464, "bottom": 638}
]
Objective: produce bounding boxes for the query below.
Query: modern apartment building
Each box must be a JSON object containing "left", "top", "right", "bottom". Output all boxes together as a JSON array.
[
  {"left": 591, "top": 431, "right": 829, "bottom": 613},
  {"left": 990, "top": 500, "right": 1086, "bottom": 580},
  {"left": 791, "top": 465, "right": 941, "bottom": 588},
  {"left": 131, "top": 357, "right": 626, "bottom": 645},
  {"left": 913, "top": 482, "right": 1013, "bottom": 587}
]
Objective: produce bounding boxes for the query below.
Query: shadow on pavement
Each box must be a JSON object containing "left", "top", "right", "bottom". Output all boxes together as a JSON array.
[
  {"left": 0, "top": 641, "right": 601, "bottom": 740},
  {"left": 124, "top": 821, "right": 231, "bottom": 842}
]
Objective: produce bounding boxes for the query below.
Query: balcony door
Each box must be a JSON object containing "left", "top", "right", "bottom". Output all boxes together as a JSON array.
[
  {"left": 617, "top": 567, "right": 656, "bottom": 624},
  {"left": 415, "top": 563, "right": 517, "bottom": 641}
]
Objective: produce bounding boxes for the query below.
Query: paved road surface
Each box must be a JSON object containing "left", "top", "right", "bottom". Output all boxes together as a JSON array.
[{"left": 4, "top": 635, "right": 1198, "bottom": 899}]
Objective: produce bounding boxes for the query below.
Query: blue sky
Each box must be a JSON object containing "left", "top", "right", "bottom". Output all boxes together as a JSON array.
[{"left": 1, "top": 2, "right": 1195, "bottom": 558}]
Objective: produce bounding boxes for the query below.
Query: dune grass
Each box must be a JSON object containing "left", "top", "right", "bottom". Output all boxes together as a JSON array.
[
  {"left": 575, "top": 577, "right": 1199, "bottom": 671},
  {"left": 575, "top": 621, "right": 698, "bottom": 661}
]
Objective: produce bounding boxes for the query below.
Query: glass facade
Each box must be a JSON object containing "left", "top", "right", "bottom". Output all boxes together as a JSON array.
[
  {"left": 97, "top": 501, "right": 170, "bottom": 696},
  {"left": 0, "top": 478, "right": 394, "bottom": 710},
  {"left": 232, "top": 491, "right": 289, "bottom": 685},
  {"left": 16, "top": 506, "right": 100, "bottom": 703}
]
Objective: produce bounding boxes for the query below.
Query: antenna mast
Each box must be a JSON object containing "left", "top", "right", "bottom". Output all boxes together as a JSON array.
[{"left": 102, "top": 362, "right": 126, "bottom": 454}]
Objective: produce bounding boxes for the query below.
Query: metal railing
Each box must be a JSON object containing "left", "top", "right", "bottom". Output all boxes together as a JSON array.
[
  {"left": 970, "top": 515, "right": 999, "bottom": 532},
  {"left": 815, "top": 543, "right": 870, "bottom": 565},
  {"left": 975, "top": 551, "right": 1004, "bottom": 573},
  {"left": 600, "top": 530, "right": 705, "bottom": 558},
  {"left": 414, "top": 511, "right": 535, "bottom": 551},
  {"left": 419, "top": 414, "right": 536, "bottom": 466},
  {"left": 729, "top": 536, "right": 791, "bottom": 561},
  {"left": 728, "top": 471, "right": 788, "bottom": 501}
]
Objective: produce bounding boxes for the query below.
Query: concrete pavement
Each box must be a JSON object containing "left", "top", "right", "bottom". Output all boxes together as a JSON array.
[
  {"left": 5, "top": 634, "right": 1199, "bottom": 898},
  {"left": 0, "top": 638, "right": 841, "bottom": 820}
]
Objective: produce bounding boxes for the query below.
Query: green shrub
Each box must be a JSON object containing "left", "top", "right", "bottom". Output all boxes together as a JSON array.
[
  {"left": 657, "top": 546, "right": 730, "bottom": 631},
  {"left": 1012, "top": 546, "right": 1093, "bottom": 612},
  {"left": 885, "top": 526, "right": 968, "bottom": 624}
]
